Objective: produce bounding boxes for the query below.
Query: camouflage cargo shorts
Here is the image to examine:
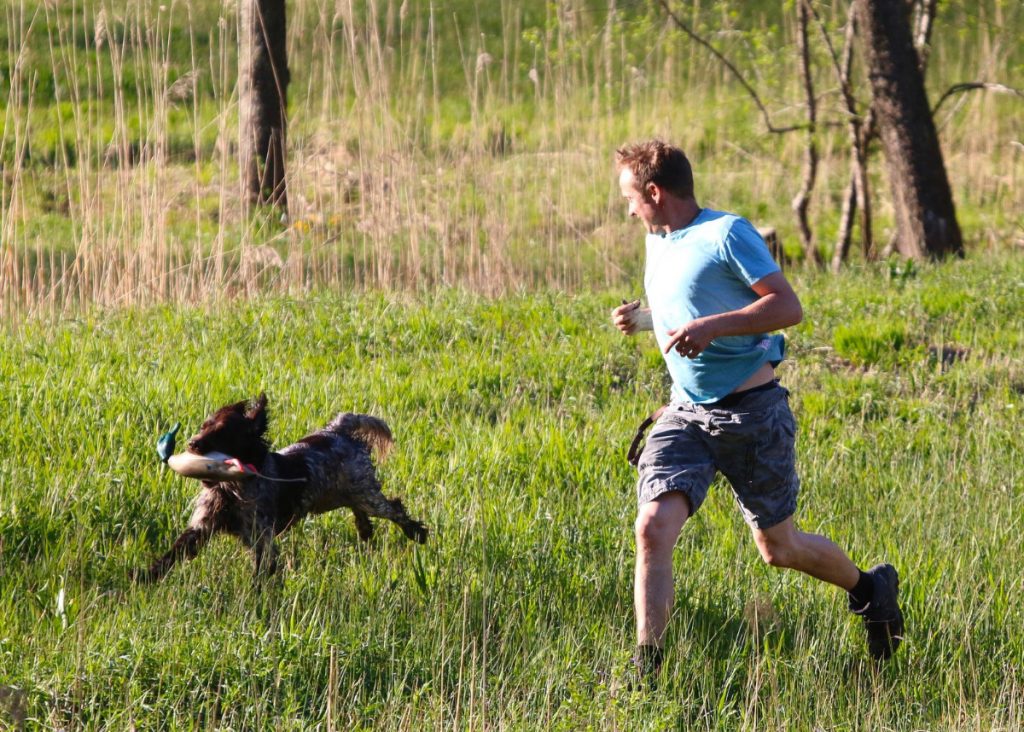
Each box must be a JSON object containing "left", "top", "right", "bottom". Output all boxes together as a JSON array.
[{"left": 635, "top": 381, "right": 798, "bottom": 530}]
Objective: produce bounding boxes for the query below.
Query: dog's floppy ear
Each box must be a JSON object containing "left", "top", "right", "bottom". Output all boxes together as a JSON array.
[
  {"left": 225, "top": 399, "right": 249, "bottom": 415},
  {"left": 246, "top": 392, "right": 269, "bottom": 436}
]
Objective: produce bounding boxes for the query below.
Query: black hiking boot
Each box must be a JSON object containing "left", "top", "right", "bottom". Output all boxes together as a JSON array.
[
  {"left": 850, "top": 563, "right": 904, "bottom": 660},
  {"left": 625, "top": 645, "right": 663, "bottom": 691}
]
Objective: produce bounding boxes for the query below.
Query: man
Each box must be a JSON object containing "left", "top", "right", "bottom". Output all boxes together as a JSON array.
[{"left": 610, "top": 140, "right": 903, "bottom": 679}]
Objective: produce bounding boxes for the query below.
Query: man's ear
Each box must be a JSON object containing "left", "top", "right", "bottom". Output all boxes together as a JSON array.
[
  {"left": 646, "top": 182, "right": 661, "bottom": 204},
  {"left": 247, "top": 393, "right": 269, "bottom": 436}
]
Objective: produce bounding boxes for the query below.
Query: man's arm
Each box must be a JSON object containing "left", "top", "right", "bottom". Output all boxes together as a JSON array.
[{"left": 663, "top": 272, "right": 802, "bottom": 358}]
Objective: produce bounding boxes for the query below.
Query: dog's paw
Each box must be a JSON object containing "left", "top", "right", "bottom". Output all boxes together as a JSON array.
[
  {"left": 405, "top": 522, "right": 429, "bottom": 544},
  {"left": 130, "top": 566, "right": 156, "bottom": 584}
]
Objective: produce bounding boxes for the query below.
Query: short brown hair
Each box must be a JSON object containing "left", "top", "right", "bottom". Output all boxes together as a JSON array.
[{"left": 615, "top": 140, "right": 694, "bottom": 200}]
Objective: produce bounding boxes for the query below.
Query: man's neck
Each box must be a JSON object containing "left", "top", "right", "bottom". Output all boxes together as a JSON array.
[{"left": 651, "top": 199, "right": 701, "bottom": 235}]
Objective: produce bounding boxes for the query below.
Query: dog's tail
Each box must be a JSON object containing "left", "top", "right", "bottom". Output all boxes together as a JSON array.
[{"left": 327, "top": 413, "right": 393, "bottom": 459}]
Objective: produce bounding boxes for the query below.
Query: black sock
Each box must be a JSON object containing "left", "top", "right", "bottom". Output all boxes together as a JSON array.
[
  {"left": 634, "top": 644, "right": 664, "bottom": 676},
  {"left": 848, "top": 570, "right": 874, "bottom": 609}
]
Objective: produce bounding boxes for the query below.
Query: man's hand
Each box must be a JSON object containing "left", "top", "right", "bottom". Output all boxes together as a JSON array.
[
  {"left": 662, "top": 272, "right": 802, "bottom": 358},
  {"left": 612, "top": 299, "right": 653, "bottom": 335},
  {"left": 664, "top": 317, "right": 717, "bottom": 359}
]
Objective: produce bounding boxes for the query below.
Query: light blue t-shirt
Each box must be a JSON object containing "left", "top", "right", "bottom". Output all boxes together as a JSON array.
[{"left": 644, "top": 208, "right": 786, "bottom": 404}]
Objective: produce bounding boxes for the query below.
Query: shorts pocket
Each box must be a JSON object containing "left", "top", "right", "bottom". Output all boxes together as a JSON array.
[{"left": 753, "top": 402, "right": 797, "bottom": 489}]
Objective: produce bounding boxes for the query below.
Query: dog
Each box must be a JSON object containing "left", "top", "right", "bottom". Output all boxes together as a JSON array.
[{"left": 140, "top": 393, "right": 427, "bottom": 582}]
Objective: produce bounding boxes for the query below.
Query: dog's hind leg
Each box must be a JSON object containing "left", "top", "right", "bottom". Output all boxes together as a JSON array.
[
  {"left": 354, "top": 491, "right": 428, "bottom": 544},
  {"left": 352, "top": 508, "right": 374, "bottom": 542}
]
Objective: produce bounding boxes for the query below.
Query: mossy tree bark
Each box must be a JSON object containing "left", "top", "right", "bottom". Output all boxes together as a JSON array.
[{"left": 854, "top": 0, "right": 962, "bottom": 259}]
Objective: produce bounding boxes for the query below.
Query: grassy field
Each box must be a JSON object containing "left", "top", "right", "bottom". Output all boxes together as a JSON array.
[
  {"left": 1, "top": 254, "right": 1022, "bottom": 729},
  {"left": 2, "top": 0, "right": 1023, "bottom": 728}
]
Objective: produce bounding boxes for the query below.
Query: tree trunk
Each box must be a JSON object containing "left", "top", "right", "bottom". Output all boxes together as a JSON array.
[
  {"left": 854, "top": 0, "right": 962, "bottom": 259},
  {"left": 239, "top": 0, "right": 289, "bottom": 212}
]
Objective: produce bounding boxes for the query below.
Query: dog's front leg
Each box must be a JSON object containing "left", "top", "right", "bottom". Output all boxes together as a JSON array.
[
  {"left": 252, "top": 537, "right": 279, "bottom": 578},
  {"left": 352, "top": 508, "right": 374, "bottom": 542},
  {"left": 138, "top": 488, "right": 225, "bottom": 583},
  {"left": 138, "top": 527, "right": 212, "bottom": 583},
  {"left": 245, "top": 521, "right": 279, "bottom": 579}
]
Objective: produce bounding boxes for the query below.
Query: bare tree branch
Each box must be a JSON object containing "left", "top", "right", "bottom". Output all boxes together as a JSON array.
[
  {"left": 912, "top": 0, "right": 938, "bottom": 73},
  {"left": 657, "top": 0, "right": 808, "bottom": 134},
  {"left": 832, "top": 169, "right": 858, "bottom": 273},
  {"left": 831, "top": 6, "right": 863, "bottom": 272},
  {"left": 806, "top": 0, "right": 857, "bottom": 119},
  {"left": 808, "top": 0, "right": 873, "bottom": 269},
  {"left": 792, "top": 0, "right": 822, "bottom": 266},
  {"left": 932, "top": 82, "right": 1024, "bottom": 116}
]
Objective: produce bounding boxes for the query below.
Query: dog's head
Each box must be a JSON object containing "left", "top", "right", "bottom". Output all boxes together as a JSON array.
[{"left": 187, "top": 393, "right": 271, "bottom": 466}]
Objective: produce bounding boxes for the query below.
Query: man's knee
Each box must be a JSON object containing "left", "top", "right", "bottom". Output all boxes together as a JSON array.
[
  {"left": 635, "top": 500, "right": 688, "bottom": 555},
  {"left": 755, "top": 532, "right": 796, "bottom": 568}
]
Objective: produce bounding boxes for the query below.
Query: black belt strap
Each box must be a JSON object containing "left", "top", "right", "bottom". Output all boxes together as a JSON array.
[
  {"left": 704, "top": 379, "right": 777, "bottom": 408},
  {"left": 627, "top": 405, "right": 667, "bottom": 467},
  {"left": 627, "top": 382, "right": 779, "bottom": 466}
]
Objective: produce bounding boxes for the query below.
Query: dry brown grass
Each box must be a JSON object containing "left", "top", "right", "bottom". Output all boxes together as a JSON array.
[{"left": 1, "top": 0, "right": 1021, "bottom": 323}]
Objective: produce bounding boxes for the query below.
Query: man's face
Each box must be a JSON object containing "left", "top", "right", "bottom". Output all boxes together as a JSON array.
[{"left": 618, "top": 167, "right": 661, "bottom": 232}]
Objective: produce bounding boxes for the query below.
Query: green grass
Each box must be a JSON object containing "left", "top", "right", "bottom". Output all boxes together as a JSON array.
[{"left": 1, "top": 253, "right": 1022, "bottom": 729}]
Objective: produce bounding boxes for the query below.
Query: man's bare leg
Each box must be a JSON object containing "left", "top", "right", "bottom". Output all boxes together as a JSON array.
[
  {"left": 634, "top": 491, "right": 691, "bottom": 648},
  {"left": 750, "top": 516, "right": 859, "bottom": 589},
  {"left": 751, "top": 516, "right": 904, "bottom": 659}
]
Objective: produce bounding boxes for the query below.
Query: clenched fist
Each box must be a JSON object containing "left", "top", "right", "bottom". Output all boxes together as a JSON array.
[{"left": 611, "top": 299, "right": 653, "bottom": 335}]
